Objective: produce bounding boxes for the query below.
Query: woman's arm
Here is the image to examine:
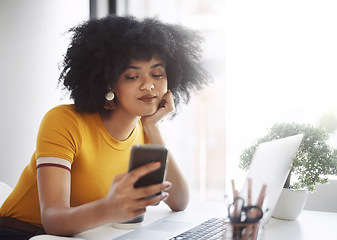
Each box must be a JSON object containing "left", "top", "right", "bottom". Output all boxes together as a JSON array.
[
  {"left": 141, "top": 90, "right": 190, "bottom": 211},
  {"left": 37, "top": 157, "right": 170, "bottom": 236},
  {"left": 141, "top": 125, "right": 190, "bottom": 211}
]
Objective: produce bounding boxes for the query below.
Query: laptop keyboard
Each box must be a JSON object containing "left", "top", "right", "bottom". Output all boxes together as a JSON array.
[{"left": 169, "top": 217, "right": 228, "bottom": 240}]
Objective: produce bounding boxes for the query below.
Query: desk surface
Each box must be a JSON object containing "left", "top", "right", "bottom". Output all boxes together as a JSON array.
[
  {"left": 264, "top": 210, "right": 337, "bottom": 240},
  {"left": 31, "top": 201, "right": 337, "bottom": 240}
]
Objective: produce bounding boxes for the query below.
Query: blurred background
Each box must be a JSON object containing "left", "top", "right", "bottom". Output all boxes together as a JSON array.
[{"left": 0, "top": 0, "right": 336, "bottom": 202}]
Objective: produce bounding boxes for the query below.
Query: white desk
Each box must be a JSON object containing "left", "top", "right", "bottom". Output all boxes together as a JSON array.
[
  {"left": 263, "top": 210, "right": 337, "bottom": 240},
  {"left": 31, "top": 201, "right": 337, "bottom": 240}
]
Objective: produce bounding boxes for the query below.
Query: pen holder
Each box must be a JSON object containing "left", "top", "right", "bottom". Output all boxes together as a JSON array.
[{"left": 224, "top": 221, "right": 261, "bottom": 240}]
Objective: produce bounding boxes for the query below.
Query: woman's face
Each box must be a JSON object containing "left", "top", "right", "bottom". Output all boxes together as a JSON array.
[{"left": 113, "top": 57, "right": 168, "bottom": 117}]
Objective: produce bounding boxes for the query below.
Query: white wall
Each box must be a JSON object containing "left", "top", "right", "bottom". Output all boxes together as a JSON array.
[
  {"left": 0, "top": 0, "right": 89, "bottom": 187},
  {"left": 304, "top": 179, "right": 337, "bottom": 212}
]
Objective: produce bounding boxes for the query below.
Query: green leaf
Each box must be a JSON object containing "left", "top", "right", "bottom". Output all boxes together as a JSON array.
[{"left": 239, "top": 122, "right": 337, "bottom": 192}]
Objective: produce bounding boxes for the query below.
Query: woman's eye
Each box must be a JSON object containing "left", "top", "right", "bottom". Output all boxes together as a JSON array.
[
  {"left": 152, "top": 74, "right": 163, "bottom": 79},
  {"left": 125, "top": 76, "right": 138, "bottom": 80}
]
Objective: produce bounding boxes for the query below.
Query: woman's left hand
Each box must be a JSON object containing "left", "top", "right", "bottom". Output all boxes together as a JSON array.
[
  {"left": 140, "top": 89, "right": 190, "bottom": 212},
  {"left": 141, "top": 90, "right": 175, "bottom": 125}
]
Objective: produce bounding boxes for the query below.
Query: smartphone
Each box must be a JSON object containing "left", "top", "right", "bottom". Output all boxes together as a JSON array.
[{"left": 128, "top": 145, "right": 168, "bottom": 197}]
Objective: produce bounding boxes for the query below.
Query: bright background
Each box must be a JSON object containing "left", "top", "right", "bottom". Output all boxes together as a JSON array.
[
  {"left": 122, "top": 0, "right": 337, "bottom": 201},
  {"left": 1, "top": 0, "right": 336, "bottom": 203}
]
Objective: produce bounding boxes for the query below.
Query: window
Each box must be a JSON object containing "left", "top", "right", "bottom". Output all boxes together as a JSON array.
[
  {"left": 118, "top": 0, "right": 337, "bottom": 201},
  {"left": 119, "top": 0, "right": 226, "bottom": 201},
  {"left": 224, "top": 0, "right": 337, "bottom": 190}
]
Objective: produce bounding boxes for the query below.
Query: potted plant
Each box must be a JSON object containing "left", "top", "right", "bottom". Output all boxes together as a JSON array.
[{"left": 239, "top": 122, "right": 337, "bottom": 220}]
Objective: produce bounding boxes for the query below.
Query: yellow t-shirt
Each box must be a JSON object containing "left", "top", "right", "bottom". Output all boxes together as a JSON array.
[{"left": 0, "top": 104, "right": 149, "bottom": 226}]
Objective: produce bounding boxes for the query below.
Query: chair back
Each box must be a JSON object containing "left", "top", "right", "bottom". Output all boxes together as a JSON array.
[{"left": 0, "top": 181, "right": 13, "bottom": 207}]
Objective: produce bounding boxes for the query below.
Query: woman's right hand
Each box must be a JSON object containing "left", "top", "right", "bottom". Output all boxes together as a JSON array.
[
  {"left": 38, "top": 158, "right": 171, "bottom": 236},
  {"left": 103, "top": 162, "right": 171, "bottom": 223}
]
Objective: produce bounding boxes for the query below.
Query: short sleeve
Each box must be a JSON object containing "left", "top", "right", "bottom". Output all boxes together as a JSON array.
[{"left": 35, "top": 105, "right": 81, "bottom": 164}]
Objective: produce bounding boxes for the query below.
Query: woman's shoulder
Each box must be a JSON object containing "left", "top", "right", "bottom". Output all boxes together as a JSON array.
[
  {"left": 47, "top": 104, "right": 76, "bottom": 114},
  {"left": 43, "top": 104, "right": 99, "bottom": 128},
  {"left": 41, "top": 104, "right": 82, "bottom": 125},
  {"left": 44, "top": 104, "right": 84, "bottom": 120}
]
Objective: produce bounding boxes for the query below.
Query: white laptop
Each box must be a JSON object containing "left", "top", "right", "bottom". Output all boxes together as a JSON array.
[
  {"left": 238, "top": 133, "right": 303, "bottom": 227},
  {"left": 115, "top": 134, "right": 304, "bottom": 240}
]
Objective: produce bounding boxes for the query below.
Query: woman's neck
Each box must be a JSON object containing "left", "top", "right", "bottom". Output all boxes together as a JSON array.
[{"left": 100, "top": 108, "right": 140, "bottom": 141}]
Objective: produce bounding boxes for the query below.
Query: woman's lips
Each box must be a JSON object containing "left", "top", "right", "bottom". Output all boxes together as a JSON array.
[{"left": 138, "top": 95, "right": 157, "bottom": 102}]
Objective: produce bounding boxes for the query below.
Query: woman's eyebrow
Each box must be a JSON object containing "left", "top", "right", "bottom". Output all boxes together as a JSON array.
[
  {"left": 126, "top": 66, "right": 141, "bottom": 70},
  {"left": 151, "top": 63, "right": 165, "bottom": 69}
]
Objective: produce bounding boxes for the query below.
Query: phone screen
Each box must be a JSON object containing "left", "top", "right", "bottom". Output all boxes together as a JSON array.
[{"left": 128, "top": 145, "right": 168, "bottom": 192}]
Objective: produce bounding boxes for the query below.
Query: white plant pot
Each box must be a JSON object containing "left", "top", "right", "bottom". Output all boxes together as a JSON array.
[{"left": 272, "top": 188, "right": 308, "bottom": 220}]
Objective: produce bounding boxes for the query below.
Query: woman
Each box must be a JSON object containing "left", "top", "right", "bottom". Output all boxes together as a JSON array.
[{"left": 0, "top": 15, "right": 209, "bottom": 238}]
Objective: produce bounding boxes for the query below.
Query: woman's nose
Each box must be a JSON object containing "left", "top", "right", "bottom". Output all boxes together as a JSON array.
[{"left": 140, "top": 77, "right": 154, "bottom": 91}]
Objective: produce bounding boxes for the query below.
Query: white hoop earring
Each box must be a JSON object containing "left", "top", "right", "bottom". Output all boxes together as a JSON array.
[
  {"left": 104, "top": 91, "right": 116, "bottom": 110},
  {"left": 105, "top": 91, "right": 115, "bottom": 101}
]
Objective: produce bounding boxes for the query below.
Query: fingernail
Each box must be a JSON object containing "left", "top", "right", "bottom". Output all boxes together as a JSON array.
[
  {"left": 164, "top": 181, "right": 172, "bottom": 191},
  {"left": 162, "top": 192, "right": 169, "bottom": 201}
]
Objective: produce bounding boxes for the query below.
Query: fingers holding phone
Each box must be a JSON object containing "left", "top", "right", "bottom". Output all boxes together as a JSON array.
[
  {"left": 128, "top": 145, "right": 168, "bottom": 198},
  {"left": 127, "top": 162, "right": 171, "bottom": 202},
  {"left": 103, "top": 146, "right": 169, "bottom": 222},
  {"left": 133, "top": 180, "right": 171, "bottom": 207},
  {"left": 127, "top": 161, "right": 161, "bottom": 185},
  {"left": 104, "top": 164, "right": 169, "bottom": 223}
]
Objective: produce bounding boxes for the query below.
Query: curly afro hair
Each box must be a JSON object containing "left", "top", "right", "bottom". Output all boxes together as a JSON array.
[{"left": 59, "top": 15, "right": 211, "bottom": 114}]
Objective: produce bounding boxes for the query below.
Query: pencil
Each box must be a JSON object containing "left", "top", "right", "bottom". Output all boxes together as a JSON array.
[
  {"left": 256, "top": 184, "right": 267, "bottom": 207},
  {"left": 231, "top": 180, "right": 239, "bottom": 218},
  {"left": 231, "top": 179, "right": 236, "bottom": 201},
  {"left": 250, "top": 184, "right": 267, "bottom": 240},
  {"left": 251, "top": 223, "right": 259, "bottom": 240},
  {"left": 248, "top": 178, "right": 252, "bottom": 206}
]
